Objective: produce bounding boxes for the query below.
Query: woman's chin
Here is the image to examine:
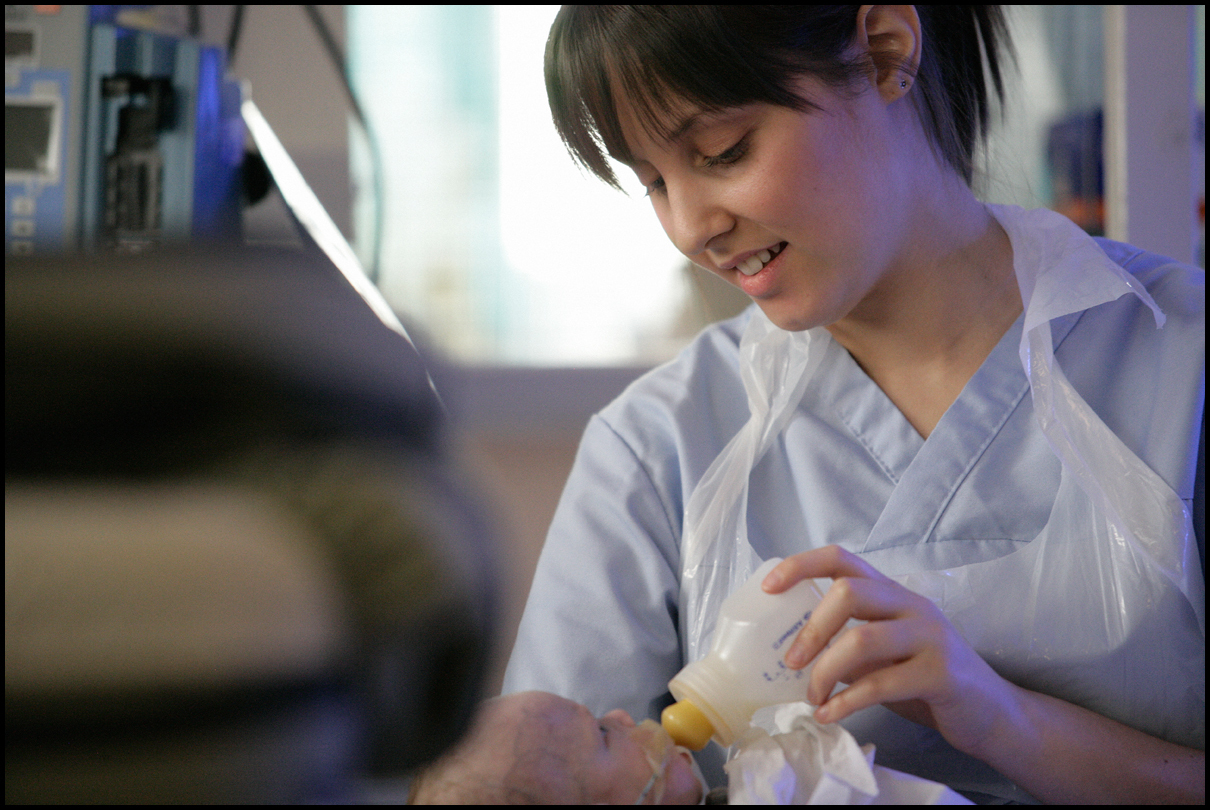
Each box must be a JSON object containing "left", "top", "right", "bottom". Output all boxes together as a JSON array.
[{"left": 755, "top": 300, "right": 827, "bottom": 333}]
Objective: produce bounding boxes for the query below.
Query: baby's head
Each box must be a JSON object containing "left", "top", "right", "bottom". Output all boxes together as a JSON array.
[{"left": 409, "top": 691, "right": 704, "bottom": 804}]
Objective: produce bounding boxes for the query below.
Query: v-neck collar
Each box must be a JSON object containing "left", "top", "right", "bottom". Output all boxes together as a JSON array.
[
  {"left": 823, "top": 310, "right": 1082, "bottom": 554},
  {"left": 825, "top": 334, "right": 924, "bottom": 486}
]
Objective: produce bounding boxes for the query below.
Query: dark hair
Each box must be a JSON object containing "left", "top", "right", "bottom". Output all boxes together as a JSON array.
[{"left": 545, "top": 6, "right": 1011, "bottom": 187}]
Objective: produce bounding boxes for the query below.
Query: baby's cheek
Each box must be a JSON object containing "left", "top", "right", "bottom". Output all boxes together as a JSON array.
[
  {"left": 589, "top": 757, "right": 651, "bottom": 804},
  {"left": 663, "top": 751, "right": 705, "bottom": 804}
]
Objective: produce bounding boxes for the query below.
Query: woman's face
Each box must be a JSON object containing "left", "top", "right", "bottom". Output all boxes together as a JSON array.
[
  {"left": 498, "top": 692, "right": 702, "bottom": 804},
  {"left": 616, "top": 75, "right": 921, "bottom": 333}
]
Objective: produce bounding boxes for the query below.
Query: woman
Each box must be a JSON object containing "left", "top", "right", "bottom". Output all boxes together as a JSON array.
[{"left": 504, "top": 6, "right": 1204, "bottom": 803}]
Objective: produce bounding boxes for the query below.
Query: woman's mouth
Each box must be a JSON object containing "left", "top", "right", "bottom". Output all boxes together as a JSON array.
[{"left": 737, "top": 242, "right": 786, "bottom": 276}]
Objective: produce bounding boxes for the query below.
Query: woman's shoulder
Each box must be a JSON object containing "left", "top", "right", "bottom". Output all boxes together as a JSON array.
[
  {"left": 582, "top": 307, "right": 756, "bottom": 482},
  {"left": 1064, "top": 239, "right": 1204, "bottom": 500},
  {"left": 597, "top": 306, "right": 754, "bottom": 426},
  {"left": 1092, "top": 238, "right": 1205, "bottom": 320}
]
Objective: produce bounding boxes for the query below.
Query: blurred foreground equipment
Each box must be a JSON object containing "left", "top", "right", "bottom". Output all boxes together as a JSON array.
[
  {"left": 5, "top": 247, "right": 498, "bottom": 803},
  {"left": 4, "top": 5, "right": 244, "bottom": 256}
]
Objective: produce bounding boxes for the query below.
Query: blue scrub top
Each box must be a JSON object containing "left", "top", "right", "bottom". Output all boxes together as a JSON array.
[{"left": 504, "top": 233, "right": 1205, "bottom": 802}]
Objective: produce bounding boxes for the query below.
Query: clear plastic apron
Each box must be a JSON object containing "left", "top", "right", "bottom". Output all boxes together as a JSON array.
[{"left": 679, "top": 204, "right": 1205, "bottom": 750}]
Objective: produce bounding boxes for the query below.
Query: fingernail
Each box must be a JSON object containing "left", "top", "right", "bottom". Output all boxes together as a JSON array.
[
  {"left": 762, "top": 571, "right": 782, "bottom": 592},
  {"left": 814, "top": 704, "right": 832, "bottom": 723},
  {"left": 785, "top": 646, "right": 807, "bottom": 669}
]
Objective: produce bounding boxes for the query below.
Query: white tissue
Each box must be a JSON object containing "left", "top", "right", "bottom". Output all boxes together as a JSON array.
[{"left": 724, "top": 703, "right": 971, "bottom": 805}]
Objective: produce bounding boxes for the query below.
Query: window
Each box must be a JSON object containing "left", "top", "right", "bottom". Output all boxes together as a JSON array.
[
  {"left": 348, "top": 6, "right": 1204, "bottom": 368},
  {"left": 348, "top": 5, "right": 691, "bottom": 366}
]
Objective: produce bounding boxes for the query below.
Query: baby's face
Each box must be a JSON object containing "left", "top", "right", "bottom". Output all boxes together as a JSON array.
[{"left": 493, "top": 692, "right": 702, "bottom": 804}]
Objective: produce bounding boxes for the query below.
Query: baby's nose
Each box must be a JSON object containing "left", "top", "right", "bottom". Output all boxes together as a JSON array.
[{"left": 602, "top": 708, "right": 635, "bottom": 727}]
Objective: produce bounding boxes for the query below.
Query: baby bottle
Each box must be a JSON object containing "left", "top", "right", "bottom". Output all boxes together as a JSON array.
[{"left": 661, "top": 557, "right": 827, "bottom": 750}]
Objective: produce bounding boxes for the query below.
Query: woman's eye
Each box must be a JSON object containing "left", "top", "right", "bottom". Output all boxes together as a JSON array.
[
  {"left": 703, "top": 136, "right": 749, "bottom": 168},
  {"left": 644, "top": 177, "right": 666, "bottom": 197}
]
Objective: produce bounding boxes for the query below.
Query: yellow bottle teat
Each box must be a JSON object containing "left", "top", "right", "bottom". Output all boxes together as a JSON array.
[{"left": 660, "top": 699, "right": 714, "bottom": 751}]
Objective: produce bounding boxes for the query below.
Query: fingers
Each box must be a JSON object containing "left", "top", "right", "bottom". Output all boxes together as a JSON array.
[
  {"left": 784, "top": 571, "right": 921, "bottom": 669},
  {"left": 761, "top": 546, "right": 965, "bottom": 726},
  {"left": 814, "top": 655, "right": 936, "bottom": 724},
  {"left": 805, "top": 610, "right": 935, "bottom": 705},
  {"left": 757, "top": 548, "right": 1013, "bottom": 749},
  {"left": 762, "top": 545, "right": 888, "bottom": 594}
]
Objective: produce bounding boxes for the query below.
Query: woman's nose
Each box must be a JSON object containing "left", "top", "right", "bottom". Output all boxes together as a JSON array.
[{"left": 664, "top": 181, "right": 733, "bottom": 257}]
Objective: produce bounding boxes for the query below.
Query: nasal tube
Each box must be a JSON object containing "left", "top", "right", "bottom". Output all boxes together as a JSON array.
[{"left": 661, "top": 558, "right": 828, "bottom": 750}]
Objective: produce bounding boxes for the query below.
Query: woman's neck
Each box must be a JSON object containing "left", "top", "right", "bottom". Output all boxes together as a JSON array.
[{"left": 826, "top": 190, "right": 1022, "bottom": 439}]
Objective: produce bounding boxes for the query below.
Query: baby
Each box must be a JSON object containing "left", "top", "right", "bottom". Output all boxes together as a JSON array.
[{"left": 409, "top": 691, "right": 705, "bottom": 804}]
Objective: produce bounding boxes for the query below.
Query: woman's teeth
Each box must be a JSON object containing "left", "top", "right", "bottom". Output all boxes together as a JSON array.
[{"left": 737, "top": 243, "right": 784, "bottom": 276}]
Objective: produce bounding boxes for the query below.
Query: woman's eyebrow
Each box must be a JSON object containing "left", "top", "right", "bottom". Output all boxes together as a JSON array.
[
  {"left": 613, "top": 108, "right": 740, "bottom": 168},
  {"left": 610, "top": 114, "right": 703, "bottom": 167},
  {"left": 664, "top": 107, "right": 748, "bottom": 145},
  {"left": 665, "top": 112, "right": 705, "bottom": 143}
]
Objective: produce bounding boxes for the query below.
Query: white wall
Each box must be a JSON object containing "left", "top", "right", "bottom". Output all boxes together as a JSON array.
[{"left": 1105, "top": 5, "right": 1204, "bottom": 265}]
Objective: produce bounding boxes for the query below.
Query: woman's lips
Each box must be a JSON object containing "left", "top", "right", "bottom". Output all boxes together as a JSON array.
[
  {"left": 736, "top": 242, "right": 787, "bottom": 297},
  {"left": 737, "top": 242, "right": 786, "bottom": 276}
]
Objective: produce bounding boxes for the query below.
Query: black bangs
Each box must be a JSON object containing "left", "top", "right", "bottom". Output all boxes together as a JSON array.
[
  {"left": 545, "top": 6, "right": 864, "bottom": 189},
  {"left": 544, "top": 6, "right": 1011, "bottom": 189}
]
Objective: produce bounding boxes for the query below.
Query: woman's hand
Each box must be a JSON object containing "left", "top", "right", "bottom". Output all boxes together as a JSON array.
[
  {"left": 761, "top": 545, "right": 1018, "bottom": 758},
  {"left": 762, "top": 546, "right": 1205, "bottom": 804}
]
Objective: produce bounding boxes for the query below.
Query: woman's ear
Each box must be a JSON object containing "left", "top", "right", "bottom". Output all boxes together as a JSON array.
[{"left": 854, "top": 5, "right": 922, "bottom": 101}]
